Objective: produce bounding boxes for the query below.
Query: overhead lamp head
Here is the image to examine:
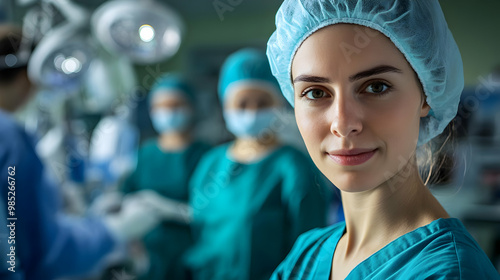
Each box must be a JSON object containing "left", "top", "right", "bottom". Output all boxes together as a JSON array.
[
  {"left": 27, "top": 23, "right": 94, "bottom": 91},
  {"left": 92, "top": 0, "right": 184, "bottom": 64}
]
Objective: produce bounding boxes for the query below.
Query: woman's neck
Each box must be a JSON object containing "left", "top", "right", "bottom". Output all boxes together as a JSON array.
[
  {"left": 158, "top": 132, "right": 191, "bottom": 151},
  {"left": 339, "top": 156, "right": 449, "bottom": 257},
  {"left": 230, "top": 136, "right": 279, "bottom": 163}
]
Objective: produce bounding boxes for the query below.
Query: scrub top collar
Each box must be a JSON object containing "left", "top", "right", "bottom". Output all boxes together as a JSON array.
[{"left": 315, "top": 218, "right": 465, "bottom": 279}]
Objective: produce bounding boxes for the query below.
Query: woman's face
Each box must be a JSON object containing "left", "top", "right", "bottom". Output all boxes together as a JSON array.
[
  {"left": 291, "top": 24, "right": 430, "bottom": 192},
  {"left": 150, "top": 90, "right": 190, "bottom": 112},
  {"left": 224, "top": 86, "right": 278, "bottom": 111}
]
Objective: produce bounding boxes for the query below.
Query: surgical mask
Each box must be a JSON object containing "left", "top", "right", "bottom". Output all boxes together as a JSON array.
[
  {"left": 151, "top": 108, "right": 191, "bottom": 134},
  {"left": 223, "top": 108, "right": 276, "bottom": 138}
]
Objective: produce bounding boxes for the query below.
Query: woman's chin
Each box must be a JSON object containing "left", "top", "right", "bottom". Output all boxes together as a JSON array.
[{"left": 327, "top": 171, "right": 383, "bottom": 193}]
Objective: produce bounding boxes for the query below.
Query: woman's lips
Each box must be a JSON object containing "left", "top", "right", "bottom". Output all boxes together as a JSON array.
[{"left": 327, "top": 148, "right": 377, "bottom": 166}]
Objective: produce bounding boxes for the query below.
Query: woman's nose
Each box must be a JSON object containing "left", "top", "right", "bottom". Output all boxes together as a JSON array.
[{"left": 329, "top": 94, "right": 363, "bottom": 138}]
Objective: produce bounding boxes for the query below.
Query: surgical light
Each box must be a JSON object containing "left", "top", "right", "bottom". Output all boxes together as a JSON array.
[
  {"left": 28, "top": 24, "right": 94, "bottom": 91},
  {"left": 23, "top": 0, "right": 94, "bottom": 91},
  {"left": 60, "top": 56, "right": 82, "bottom": 74},
  {"left": 4, "top": 54, "right": 18, "bottom": 67},
  {"left": 139, "top": 24, "right": 155, "bottom": 42},
  {"left": 92, "top": 0, "right": 184, "bottom": 64}
]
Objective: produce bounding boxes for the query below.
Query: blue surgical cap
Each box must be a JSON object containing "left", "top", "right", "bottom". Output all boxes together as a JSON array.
[
  {"left": 149, "top": 73, "right": 195, "bottom": 106},
  {"left": 218, "top": 48, "right": 281, "bottom": 104},
  {"left": 266, "top": 0, "right": 464, "bottom": 145}
]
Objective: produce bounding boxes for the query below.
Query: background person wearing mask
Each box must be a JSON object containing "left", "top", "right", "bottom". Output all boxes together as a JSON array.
[
  {"left": 0, "top": 24, "right": 166, "bottom": 280},
  {"left": 184, "top": 48, "right": 329, "bottom": 280},
  {"left": 121, "top": 74, "right": 210, "bottom": 280}
]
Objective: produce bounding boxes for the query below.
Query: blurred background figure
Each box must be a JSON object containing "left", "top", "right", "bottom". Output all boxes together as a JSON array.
[
  {"left": 0, "top": 24, "right": 166, "bottom": 280},
  {"left": 120, "top": 74, "right": 210, "bottom": 280},
  {"left": 184, "top": 48, "right": 329, "bottom": 280}
]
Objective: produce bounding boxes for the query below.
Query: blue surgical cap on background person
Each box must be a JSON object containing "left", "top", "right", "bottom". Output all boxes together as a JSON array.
[
  {"left": 149, "top": 73, "right": 195, "bottom": 106},
  {"left": 266, "top": 0, "right": 464, "bottom": 146},
  {"left": 218, "top": 48, "right": 281, "bottom": 105}
]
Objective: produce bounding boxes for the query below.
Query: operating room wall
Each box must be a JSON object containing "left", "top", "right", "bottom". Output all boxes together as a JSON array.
[
  {"left": 132, "top": 0, "right": 500, "bottom": 89},
  {"left": 439, "top": 0, "right": 500, "bottom": 85},
  {"left": 7, "top": 0, "right": 499, "bottom": 87}
]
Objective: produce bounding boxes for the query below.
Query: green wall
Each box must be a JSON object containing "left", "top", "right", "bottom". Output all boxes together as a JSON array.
[
  {"left": 137, "top": 1, "right": 500, "bottom": 88},
  {"left": 440, "top": 0, "right": 500, "bottom": 85}
]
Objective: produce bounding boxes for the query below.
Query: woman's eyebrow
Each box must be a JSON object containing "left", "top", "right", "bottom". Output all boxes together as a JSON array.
[
  {"left": 349, "top": 65, "right": 402, "bottom": 82},
  {"left": 293, "top": 65, "right": 402, "bottom": 84},
  {"left": 292, "top": 75, "right": 330, "bottom": 84}
]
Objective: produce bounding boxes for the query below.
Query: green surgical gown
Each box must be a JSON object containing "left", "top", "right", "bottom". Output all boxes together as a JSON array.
[
  {"left": 272, "top": 218, "right": 500, "bottom": 279},
  {"left": 122, "top": 139, "right": 210, "bottom": 280},
  {"left": 185, "top": 143, "right": 329, "bottom": 280}
]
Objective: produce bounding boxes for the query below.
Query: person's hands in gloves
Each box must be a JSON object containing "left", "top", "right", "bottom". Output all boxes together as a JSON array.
[
  {"left": 132, "top": 189, "right": 192, "bottom": 223},
  {"left": 103, "top": 193, "right": 163, "bottom": 242}
]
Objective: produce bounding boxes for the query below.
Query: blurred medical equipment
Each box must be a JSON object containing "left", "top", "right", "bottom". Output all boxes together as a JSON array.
[
  {"left": 25, "top": 0, "right": 94, "bottom": 92},
  {"left": 88, "top": 105, "right": 139, "bottom": 191},
  {"left": 82, "top": 52, "right": 137, "bottom": 112},
  {"left": 16, "top": 0, "right": 184, "bottom": 93},
  {"left": 92, "top": 0, "right": 184, "bottom": 64}
]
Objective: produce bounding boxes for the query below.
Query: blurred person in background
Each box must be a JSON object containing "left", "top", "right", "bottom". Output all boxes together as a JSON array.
[
  {"left": 184, "top": 48, "right": 328, "bottom": 280},
  {"left": 121, "top": 74, "right": 210, "bottom": 280},
  {"left": 0, "top": 24, "right": 168, "bottom": 280}
]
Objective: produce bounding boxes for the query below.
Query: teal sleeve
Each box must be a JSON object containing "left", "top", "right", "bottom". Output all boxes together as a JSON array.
[
  {"left": 120, "top": 171, "right": 137, "bottom": 194},
  {"left": 120, "top": 145, "right": 144, "bottom": 194},
  {"left": 120, "top": 140, "right": 149, "bottom": 194},
  {"left": 188, "top": 148, "right": 215, "bottom": 225}
]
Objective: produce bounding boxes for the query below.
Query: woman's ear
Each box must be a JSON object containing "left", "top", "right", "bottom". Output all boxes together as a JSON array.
[{"left": 420, "top": 98, "right": 430, "bottom": 117}]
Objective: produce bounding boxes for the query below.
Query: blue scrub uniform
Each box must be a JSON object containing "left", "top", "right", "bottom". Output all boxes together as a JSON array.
[
  {"left": 272, "top": 218, "right": 500, "bottom": 279},
  {"left": 0, "top": 110, "right": 116, "bottom": 280},
  {"left": 185, "top": 143, "right": 329, "bottom": 280},
  {"left": 121, "top": 139, "right": 210, "bottom": 280}
]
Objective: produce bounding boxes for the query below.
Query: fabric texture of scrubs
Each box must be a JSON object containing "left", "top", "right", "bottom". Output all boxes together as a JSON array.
[
  {"left": 0, "top": 110, "right": 117, "bottom": 280},
  {"left": 271, "top": 218, "right": 500, "bottom": 279},
  {"left": 121, "top": 139, "right": 210, "bottom": 280},
  {"left": 185, "top": 143, "right": 329, "bottom": 280}
]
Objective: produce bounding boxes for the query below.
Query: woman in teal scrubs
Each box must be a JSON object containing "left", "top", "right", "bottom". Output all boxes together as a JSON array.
[
  {"left": 184, "top": 49, "right": 329, "bottom": 280},
  {"left": 266, "top": 0, "right": 500, "bottom": 279},
  {"left": 121, "top": 74, "right": 210, "bottom": 280}
]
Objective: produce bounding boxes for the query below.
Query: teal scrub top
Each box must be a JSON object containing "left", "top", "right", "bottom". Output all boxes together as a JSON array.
[
  {"left": 185, "top": 143, "right": 329, "bottom": 280},
  {"left": 272, "top": 218, "right": 500, "bottom": 279},
  {"left": 122, "top": 139, "right": 210, "bottom": 280}
]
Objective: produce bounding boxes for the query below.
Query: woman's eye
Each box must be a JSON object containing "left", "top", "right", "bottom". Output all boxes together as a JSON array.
[
  {"left": 303, "top": 89, "right": 327, "bottom": 100},
  {"left": 364, "top": 81, "right": 391, "bottom": 95}
]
